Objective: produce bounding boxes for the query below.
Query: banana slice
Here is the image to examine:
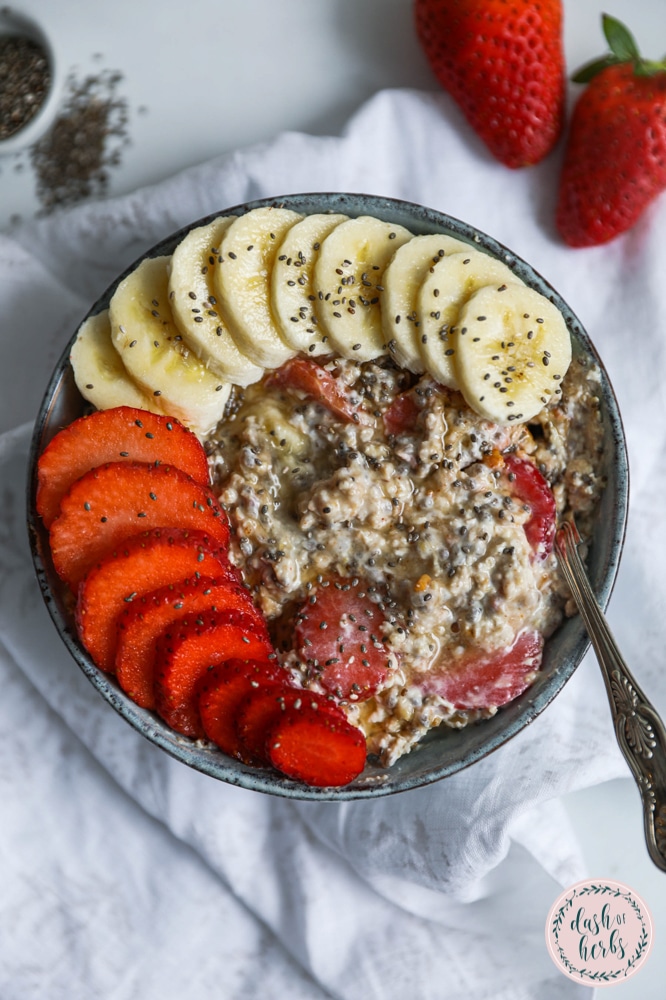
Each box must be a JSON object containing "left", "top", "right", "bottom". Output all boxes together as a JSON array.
[
  {"left": 214, "top": 207, "right": 302, "bottom": 368},
  {"left": 70, "top": 310, "right": 163, "bottom": 413},
  {"left": 168, "top": 217, "right": 264, "bottom": 387},
  {"left": 454, "top": 284, "right": 572, "bottom": 424},
  {"left": 313, "top": 215, "right": 412, "bottom": 361},
  {"left": 381, "top": 233, "right": 471, "bottom": 371},
  {"left": 110, "top": 255, "right": 230, "bottom": 437},
  {"left": 417, "top": 249, "right": 523, "bottom": 388},
  {"left": 271, "top": 212, "right": 348, "bottom": 355}
]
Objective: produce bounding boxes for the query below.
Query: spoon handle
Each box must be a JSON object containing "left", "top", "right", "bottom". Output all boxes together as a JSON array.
[{"left": 555, "top": 520, "right": 666, "bottom": 873}]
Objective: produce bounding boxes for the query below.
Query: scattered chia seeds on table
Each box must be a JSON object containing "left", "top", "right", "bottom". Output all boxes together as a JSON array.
[
  {"left": 0, "top": 34, "right": 51, "bottom": 139},
  {"left": 30, "top": 69, "right": 129, "bottom": 214}
]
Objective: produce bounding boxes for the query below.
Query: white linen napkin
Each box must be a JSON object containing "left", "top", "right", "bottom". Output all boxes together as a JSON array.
[{"left": 2, "top": 87, "right": 663, "bottom": 999}]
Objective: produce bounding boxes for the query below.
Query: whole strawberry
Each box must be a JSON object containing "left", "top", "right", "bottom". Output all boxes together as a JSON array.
[
  {"left": 557, "top": 15, "right": 666, "bottom": 248},
  {"left": 414, "top": 0, "right": 565, "bottom": 168}
]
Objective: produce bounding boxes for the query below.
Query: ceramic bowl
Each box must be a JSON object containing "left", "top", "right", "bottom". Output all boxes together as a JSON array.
[{"left": 26, "top": 193, "right": 629, "bottom": 800}]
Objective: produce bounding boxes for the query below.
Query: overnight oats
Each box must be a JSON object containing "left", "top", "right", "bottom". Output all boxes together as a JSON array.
[
  {"left": 37, "top": 205, "right": 605, "bottom": 786},
  {"left": 207, "top": 353, "right": 603, "bottom": 765}
]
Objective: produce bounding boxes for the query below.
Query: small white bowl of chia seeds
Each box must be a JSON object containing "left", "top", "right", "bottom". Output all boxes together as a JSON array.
[{"left": 0, "top": 6, "right": 62, "bottom": 155}]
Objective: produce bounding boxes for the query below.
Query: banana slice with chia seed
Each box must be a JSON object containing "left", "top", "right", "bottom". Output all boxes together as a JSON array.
[
  {"left": 454, "top": 283, "right": 572, "bottom": 424},
  {"left": 313, "top": 215, "right": 413, "bottom": 361},
  {"left": 168, "top": 217, "right": 264, "bottom": 387},
  {"left": 213, "top": 207, "right": 303, "bottom": 369},
  {"left": 381, "top": 233, "right": 471, "bottom": 372},
  {"left": 71, "top": 310, "right": 163, "bottom": 413},
  {"left": 271, "top": 212, "right": 348, "bottom": 356},
  {"left": 110, "top": 255, "right": 230, "bottom": 436},
  {"left": 417, "top": 249, "right": 523, "bottom": 388}
]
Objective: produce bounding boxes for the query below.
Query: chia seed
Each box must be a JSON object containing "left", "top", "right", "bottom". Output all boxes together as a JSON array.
[{"left": 30, "top": 69, "right": 129, "bottom": 214}]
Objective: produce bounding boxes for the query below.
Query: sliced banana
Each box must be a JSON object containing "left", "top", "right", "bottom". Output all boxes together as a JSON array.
[
  {"left": 110, "top": 255, "right": 230, "bottom": 436},
  {"left": 71, "top": 310, "right": 162, "bottom": 413},
  {"left": 271, "top": 212, "right": 348, "bottom": 356},
  {"left": 313, "top": 215, "right": 412, "bottom": 361},
  {"left": 381, "top": 233, "right": 471, "bottom": 372},
  {"left": 239, "top": 391, "right": 308, "bottom": 457},
  {"left": 417, "top": 249, "right": 523, "bottom": 388},
  {"left": 213, "top": 207, "right": 302, "bottom": 368},
  {"left": 454, "top": 284, "right": 572, "bottom": 424},
  {"left": 168, "top": 217, "right": 264, "bottom": 387},
  {"left": 80, "top": 208, "right": 572, "bottom": 433}
]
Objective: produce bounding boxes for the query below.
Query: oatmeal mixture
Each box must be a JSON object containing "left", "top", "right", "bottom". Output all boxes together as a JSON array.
[{"left": 206, "top": 354, "right": 604, "bottom": 764}]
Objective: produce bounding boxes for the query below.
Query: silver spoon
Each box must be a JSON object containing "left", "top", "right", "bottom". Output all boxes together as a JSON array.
[{"left": 555, "top": 519, "right": 666, "bottom": 872}]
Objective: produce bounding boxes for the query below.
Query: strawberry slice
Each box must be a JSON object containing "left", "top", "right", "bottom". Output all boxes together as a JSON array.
[
  {"left": 505, "top": 454, "right": 556, "bottom": 558},
  {"left": 49, "top": 461, "right": 229, "bottom": 588},
  {"left": 267, "top": 358, "right": 370, "bottom": 424},
  {"left": 77, "top": 529, "right": 235, "bottom": 675},
  {"left": 420, "top": 630, "right": 544, "bottom": 710},
  {"left": 236, "top": 686, "right": 346, "bottom": 763},
  {"left": 198, "top": 659, "right": 287, "bottom": 763},
  {"left": 267, "top": 706, "right": 367, "bottom": 787},
  {"left": 36, "top": 406, "right": 210, "bottom": 528},
  {"left": 154, "top": 609, "right": 274, "bottom": 738},
  {"left": 115, "top": 574, "right": 259, "bottom": 707},
  {"left": 382, "top": 391, "right": 420, "bottom": 436},
  {"left": 293, "top": 579, "right": 392, "bottom": 700}
]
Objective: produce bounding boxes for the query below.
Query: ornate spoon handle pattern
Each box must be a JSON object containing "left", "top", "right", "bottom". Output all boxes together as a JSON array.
[{"left": 555, "top": 520, "right": 666, "bottom": 873}]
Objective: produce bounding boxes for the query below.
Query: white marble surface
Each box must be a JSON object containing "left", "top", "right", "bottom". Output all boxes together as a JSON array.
[{"left": 2, "top": 0, "right": 666, "bottom": 994}]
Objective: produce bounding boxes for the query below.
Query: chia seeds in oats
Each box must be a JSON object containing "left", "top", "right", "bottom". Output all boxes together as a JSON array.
[
  {"left": 206, "top": 352, "right": 605, "bottom": 765},
  {"left": 30, "top": 70, "right": 129, "bottom": 214},
  {"left": 0, "top": 35, "right": 51, "bottom": 139}
]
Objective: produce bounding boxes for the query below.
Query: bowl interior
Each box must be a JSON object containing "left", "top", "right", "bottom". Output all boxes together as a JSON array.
[{"left": 26, "top": 193, "right": 629, "bottom": 800}]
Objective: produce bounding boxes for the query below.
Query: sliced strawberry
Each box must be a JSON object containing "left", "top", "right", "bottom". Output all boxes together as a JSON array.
[
  {"left": 266, "top": 358, "right": 371, "bottom": 424},
  {"left": 420, "top": 629, "right": 544, "bottom": 710},
  {"left": 77, "top": 529, "right": 234, "bottom": 675},
  {"left": 198, "top": 658, "right": 287, "bottom": 763},
  {"left": 49, "top": 461, "right": 229, "bottom": 588},
  {"left": 154, "top": 609, "right": 274, "bottom": 738},
  {"left": 505, "top": 454, "right": 556, "bottom": 558},
  {"left": 267, "top": 706, "right": 367, "bottom": 787},
  {"left": 293, "top": 579, "right": 392, "bottom": 700},
  {"left": 115, "top": 574, "right": 258, "bottom": 707},
  {"left": 236, "top": 686, "right": 347, "bottom": 764},
  {"left": 382, "top": 391, "right": 420, "bottom": 436},
  {"left": 36, "top": 406, "right": 210, "bottom": 529}
]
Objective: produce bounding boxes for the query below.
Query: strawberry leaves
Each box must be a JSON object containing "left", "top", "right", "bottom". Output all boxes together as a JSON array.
[{"left": 573, "top": 14, "right": 666, "bottom": 83}]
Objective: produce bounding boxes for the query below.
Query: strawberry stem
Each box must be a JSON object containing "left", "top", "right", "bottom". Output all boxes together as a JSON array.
[{"left": 572, "top": 12, "right": 666, "bottom": 83}]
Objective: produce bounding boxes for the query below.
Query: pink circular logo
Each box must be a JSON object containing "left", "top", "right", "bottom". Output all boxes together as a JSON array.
[{"left": 545, "top": 879, "right": 653, "bottom": 987}]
